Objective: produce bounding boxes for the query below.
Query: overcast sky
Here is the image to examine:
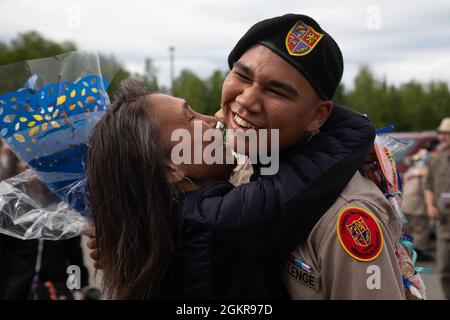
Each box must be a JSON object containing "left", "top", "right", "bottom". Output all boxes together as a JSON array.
[{"left": 1, "top": 0, "right": 450, "bottom": 90}]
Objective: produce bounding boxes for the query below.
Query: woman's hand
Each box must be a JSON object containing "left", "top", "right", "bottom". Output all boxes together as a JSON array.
[{"left": 81, "top": 224, "right": 103, "bottom": 269}]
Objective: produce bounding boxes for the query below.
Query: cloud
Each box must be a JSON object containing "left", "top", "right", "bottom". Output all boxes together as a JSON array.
[{"left": 0, "top": 0, "right": 449, "bottom": 88}]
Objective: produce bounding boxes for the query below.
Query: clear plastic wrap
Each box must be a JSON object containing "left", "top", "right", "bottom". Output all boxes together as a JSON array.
[
  {"left": 377, "top": 133, "right": 413, "bottom": 162},
  {"left": 0, "top": 51, "right": 118, "bottom": 239},
  {"left": 0, "top": 169, "right": 87, "bottom": 240}
]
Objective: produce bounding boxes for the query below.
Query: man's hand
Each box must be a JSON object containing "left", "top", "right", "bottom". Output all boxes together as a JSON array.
[
  {"left": 427, "top": 205, "right": 439, "bottom": 220},
  {"left": 87, "top": 238, "right": 103, "bottom": 269},
  {"left": 81, "top": 224, "right": 103, "bottom": 269}
]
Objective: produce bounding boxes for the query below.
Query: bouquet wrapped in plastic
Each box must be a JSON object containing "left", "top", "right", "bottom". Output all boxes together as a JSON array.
[
  {"left": 0, "top": 51, "right": 118, "bottom": 240},
  {"left": 361, "top": 128, "right": 427, "bottom": 299}
]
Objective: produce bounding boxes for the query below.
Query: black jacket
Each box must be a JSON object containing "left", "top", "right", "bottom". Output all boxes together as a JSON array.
[{"left": 166, "top": 104, "right": 375, "bottom": 299}]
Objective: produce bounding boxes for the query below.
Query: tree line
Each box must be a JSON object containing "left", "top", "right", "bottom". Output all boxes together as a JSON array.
[{"left": 1, "top": 31, "right": 448, "bottom": 132}]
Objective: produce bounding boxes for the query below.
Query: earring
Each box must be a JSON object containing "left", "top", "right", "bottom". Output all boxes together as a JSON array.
[{"left": 182, "top": 176, "right": 197, "bottom": 191}]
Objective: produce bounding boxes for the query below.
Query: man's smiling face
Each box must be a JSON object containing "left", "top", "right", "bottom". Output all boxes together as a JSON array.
[{"left": 221, "top": 44, "right": 331, "bottom": 153}]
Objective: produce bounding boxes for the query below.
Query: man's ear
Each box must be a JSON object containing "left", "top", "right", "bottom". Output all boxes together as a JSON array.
[
  {"left": 306, "top": 100, "right": 333, "bottom": 133},
  {"left": 166, "top": 162, "right": 185, "bottom": 184}
]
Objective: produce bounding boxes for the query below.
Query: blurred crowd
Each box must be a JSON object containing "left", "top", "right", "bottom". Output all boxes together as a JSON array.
[
  {"left": 401, "top": 141, "right": 439, "bottom": 261},
  {"left": 400, "top": 118, "right": 450, "bottom": 299},
  {"left": 0, "top": 140, "right": 100, "bottom": 300}
]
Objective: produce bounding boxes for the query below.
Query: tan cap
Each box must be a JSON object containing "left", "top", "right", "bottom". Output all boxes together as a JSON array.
[{"left": 438, "top": 117, "right": 450, "bottom": 133}]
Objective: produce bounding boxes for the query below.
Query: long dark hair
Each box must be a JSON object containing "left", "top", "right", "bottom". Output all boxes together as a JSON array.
[{"left": 87, "top": 79, "right": 174, "bottom": 299}]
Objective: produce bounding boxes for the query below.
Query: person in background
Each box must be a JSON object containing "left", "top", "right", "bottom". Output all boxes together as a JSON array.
[
  {"left": 425, "top": 117, "right": 450, "bottom": 299},
  {"left": 401, "top": 148, "right": 433, "bottom": 261}
]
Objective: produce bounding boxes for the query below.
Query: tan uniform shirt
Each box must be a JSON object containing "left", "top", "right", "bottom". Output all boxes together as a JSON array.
[
  {"left": 282, "top": 172, "right": 406, "bottom": 299},
  {"left": 401, "top": 167, "right": 427, "bottom": 216},
  {"left": 425, "top": 148, "right": 450, "bottom": 236},
  {"left": 426, "top": 148, "right": 450, "bottom": 199}
]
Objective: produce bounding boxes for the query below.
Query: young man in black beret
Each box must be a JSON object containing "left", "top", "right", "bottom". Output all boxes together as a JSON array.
[
  {"left": 86, "top": 13, "right": 410, "bottom": 299},
  {"left": 221, "top": 13, "right": 408, "bottom": 299}
]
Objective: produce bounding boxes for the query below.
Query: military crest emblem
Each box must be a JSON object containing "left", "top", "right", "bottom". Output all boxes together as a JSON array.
[
  {"left": 346, "top": 217, "right": 371, "bottom": 247},
  {"left": 337, "top": 206, "right": 384, "bottom": 262},
  {"left": 285, "top": 20, "right": 324, "bottom": 56}
]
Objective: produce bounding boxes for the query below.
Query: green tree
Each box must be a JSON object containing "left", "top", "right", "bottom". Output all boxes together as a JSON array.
[
  {"left": 143, "top": 58, "right": 159, "bottom": 92},
  {"left": 173, "top": 69, "right": 208, "bottom": 114},
  {"left": 0, "top": 31, "right": 76, "bottom": 65},
  {"left": 204, "top": 70, "right": 226, "bottom": 115},
  {"left": 397, "top": 81, "right": 427, "bottom": 131},
  {"left": 99, "top": 53, "right": 131, "bottom": 99},
  {"left": 333, "top": 83, "right": 347, "bottom": 105},
  {"left": 0, "top": 31, "right": 77, "bottom": 92},
  {"left": 425, "top": 81, "right": 450, "bottom": 130},
  {"left": 172, "top": 69, "right": 226, "bottom": 116},
  {"left": 339, "top": 64, "right": 450, "bottom": 131},
  {"left": 346, "top": 65, "right": 379, "bottom": 120},
  {"left": 0, "top": 31, "right": 134, "bottom": 99}
]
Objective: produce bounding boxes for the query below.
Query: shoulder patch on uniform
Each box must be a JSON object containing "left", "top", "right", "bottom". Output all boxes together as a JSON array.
[
  {"left": 336, "top": 206, "right": 384, "bottom": 262},
  {"left": 283, "top": 254, "right": 321, "bottom": 291},
  {"left": 285, "top": 20, "right": 323, "bottom": 56}
]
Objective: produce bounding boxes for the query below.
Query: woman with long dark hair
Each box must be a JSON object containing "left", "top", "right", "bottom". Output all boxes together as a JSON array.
[{"left": 87, "top": 78, "right": 374, "bottom": 299}]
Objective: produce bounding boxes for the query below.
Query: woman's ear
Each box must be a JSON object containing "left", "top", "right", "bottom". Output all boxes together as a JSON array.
[
  {"left": 306, "top": 100, "right": 333, "bottom": 133},
  {"left": 166, "top": 162, "right": 185, "bottom": 184}
]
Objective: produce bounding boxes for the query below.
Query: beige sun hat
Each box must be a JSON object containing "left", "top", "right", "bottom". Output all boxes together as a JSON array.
[{"left": 438, "top": 117, "right": 450, "bottom": 133}]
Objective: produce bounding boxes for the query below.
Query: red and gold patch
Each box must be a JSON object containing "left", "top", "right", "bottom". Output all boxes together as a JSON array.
[
  {"left": 285, "top": 20, "right": 323, "bottom": 56},
  {"left": 336, "top": 206, "right": 384, "bottom": 262}
]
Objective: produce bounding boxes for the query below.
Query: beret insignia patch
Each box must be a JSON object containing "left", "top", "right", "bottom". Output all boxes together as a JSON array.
[
  {"left": 336, "top": 206, "right": 384, "bottom": 262},
  {"left": 285, "top": 20, "right": 323, "bottom": 56}
]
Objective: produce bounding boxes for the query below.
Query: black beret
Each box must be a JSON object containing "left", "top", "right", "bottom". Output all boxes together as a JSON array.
[{"left": 228, "top": 14, "right": 343, "bottom": 100}]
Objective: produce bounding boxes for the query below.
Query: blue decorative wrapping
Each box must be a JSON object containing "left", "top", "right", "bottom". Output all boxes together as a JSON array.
[{"left": 0, "top": 75, "right": 110, "bottom": 215}]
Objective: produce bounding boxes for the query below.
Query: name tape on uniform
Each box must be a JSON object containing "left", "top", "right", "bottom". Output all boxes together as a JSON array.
[{"left": 282, "top": 256, "right": 320, "bottom": 291}]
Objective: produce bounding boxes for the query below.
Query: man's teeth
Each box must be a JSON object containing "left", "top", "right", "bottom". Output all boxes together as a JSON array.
[{"left": 234, "top": 114, "right": 256, "bottom": 129}]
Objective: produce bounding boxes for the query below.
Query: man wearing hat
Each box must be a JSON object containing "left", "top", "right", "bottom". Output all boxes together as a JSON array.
[
  {"left": 222, "top": 13, "right": 407, "bottom": 299},
  {"left": 86, "top": 13, "right": 408, "bottom": 299},
  {"left": 425, "top": 117, "right": 450, "bottom": 299}
]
